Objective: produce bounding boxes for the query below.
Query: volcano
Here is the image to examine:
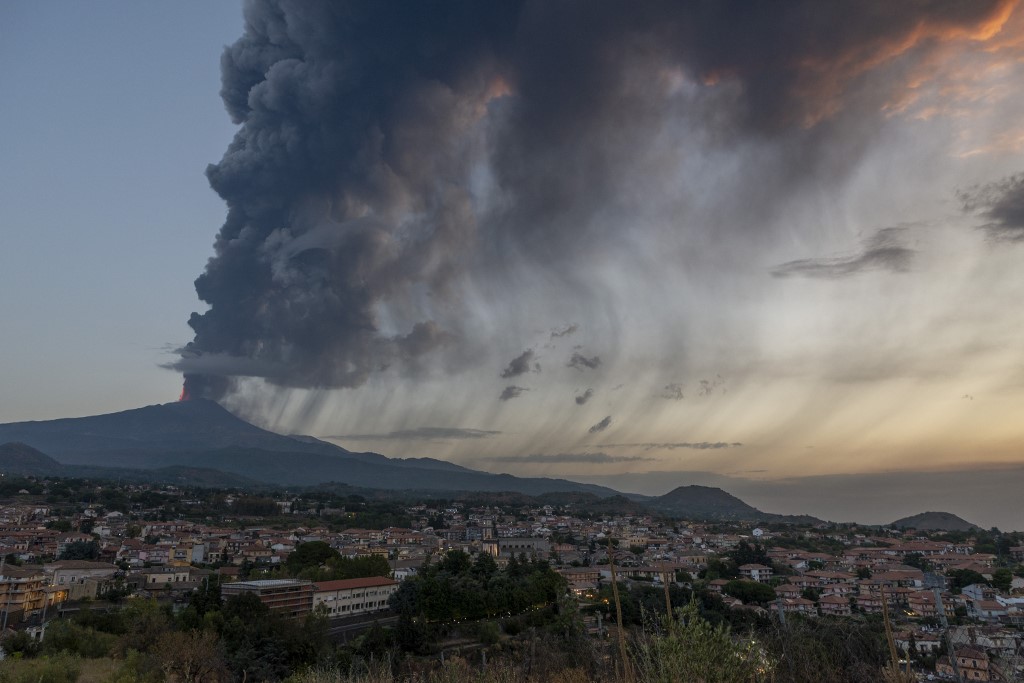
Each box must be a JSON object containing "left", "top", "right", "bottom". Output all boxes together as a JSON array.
[{"left": 0, "top": 400, "right": 619, "bottom": 495}]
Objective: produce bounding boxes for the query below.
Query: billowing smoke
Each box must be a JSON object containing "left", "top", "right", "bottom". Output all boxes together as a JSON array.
[{"left": 175, "top": 0, "right": 1015, "bottom": 400}]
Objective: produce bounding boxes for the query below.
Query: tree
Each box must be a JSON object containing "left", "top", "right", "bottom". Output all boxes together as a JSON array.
[
  {"left": 285, "top": 541, "right": 339, "bottom": 574},
  {"left": 948, "top": 569, "right": 987, "bottom": 593},
  {"left": 991, "top": 567, "right": 1013, "bottom": 593},
  {"left": 60, "top": 540, "right": 100, "bottom": 560},
  {"left": 723, "top": 580, "right": 776, "bottom": 605},
  {"left": 800, "top": 587, "right": 820, "bottom": 603},
  {"left": 729, "top": 541, "right": 770, "bottom": 568},
  {"left": 156, "top": 631, "right": 227, "bottom": 683},
  {"left": 903, "top": 553, "right": 931, "bottom": 571}
]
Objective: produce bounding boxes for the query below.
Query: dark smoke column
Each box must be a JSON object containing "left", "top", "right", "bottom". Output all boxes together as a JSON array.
[
  {"left": 175, "top": 0, "right": 1013, "bottom": 401},
  {"left": 176, "top": 0, "right": 520, "bottom": 400}
]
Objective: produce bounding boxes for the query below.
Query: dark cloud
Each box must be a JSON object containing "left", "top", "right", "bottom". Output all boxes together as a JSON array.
[
  {"left": 174, "top": 0, "right": 1010, "bottom": 398},
  {"left": 501, "top": 349, "right": 537, "bottom": 378},
  {"left": 499, "top": 385, "right": 528, "bottom": 401},
  {"left": 575, "top": 388, "right": 594, "bottom": 405},
  {"left": 567, "top": 352, "right": 601, "bottom": 371},
  {"left": 698, "top": 375, "right": 725, "bottom": 396},
  {"left": 331, "top": 427, "right": 500, "bottom": 441},
  {"left": 550, "top": 323, "right": 578, "bottom": 339},
  {"left": 588, "top": 415, "right": 612, "bottom": 434},
  {"left": 958, "top": 173, "right": 1024, "bottom": 241},
  {"left": 492, "top": 451, "right": 652, "bottom": 464},
  {"left": 601, "top": 441, "right": 743, "bottom": 451},
  {"left": 771, "top": 227, "right": 915, "bottom": 279},
  {"left": 661, "top": 383, "right": 684, "bottom": 401}
]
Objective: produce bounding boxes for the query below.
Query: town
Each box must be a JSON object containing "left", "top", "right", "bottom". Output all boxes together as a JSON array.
[{"left": 0, "top": 474, "right": 1020, "bottom": 682}]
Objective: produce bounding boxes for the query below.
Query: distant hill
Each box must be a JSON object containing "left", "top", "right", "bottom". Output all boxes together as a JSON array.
[
  {"left": 890, "top": 511, "right": 980, "bottom": 532},
  {"left": 0, "top": 401, "right": 619, "bottom": 497},
  {"left": 648, "top": 485, "right": 767, "bottom": 520},
  {"left": 0, "top": 442, "right": 63, "bottom": 476},
  {"left": 645, "top": 484, "right": 821, "bottom": 523}
]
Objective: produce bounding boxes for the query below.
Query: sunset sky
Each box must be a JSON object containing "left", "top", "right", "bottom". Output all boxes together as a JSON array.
[{"left": 2, "top": 1, "right": 1023, "bottom": 528}]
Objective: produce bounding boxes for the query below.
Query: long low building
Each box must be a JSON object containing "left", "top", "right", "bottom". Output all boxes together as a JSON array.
[
  {"left": 221, "top": 579, "right": 314, "bottom": 619},
  {"left": 313, "top": 577, "right": 398, "bottom": 618}
]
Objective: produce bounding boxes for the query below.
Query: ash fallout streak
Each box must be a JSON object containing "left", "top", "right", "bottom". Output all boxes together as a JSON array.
[{"left": 170, "top": 0, "right": 1024, "bottom": 483}]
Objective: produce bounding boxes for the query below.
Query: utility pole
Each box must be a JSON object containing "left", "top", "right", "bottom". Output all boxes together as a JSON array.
[{"left": 607, "top": 538, "right": 632, "bottom": 683}]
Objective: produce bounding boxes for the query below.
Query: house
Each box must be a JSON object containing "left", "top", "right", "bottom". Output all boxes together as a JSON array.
[
  {"left": 818, "top": 594, "right": 851, "bottom": 617},
  {"left": 559, "top": 567, "right": 601, "bottom": 594},
  {"left": 43, "top": 560, "right": 118, "bottom": 600},
  {"left": 779, "top": 597, "right": 816, "bottom": 615},
  {"left": 313, "top": 577, "right": 398, "bottom": 618},
  {"left": 936, "top": 646, "right": 990, "bottom": 681},
  {"left": 0, "top": 565, "right": 48, "bottom": 622},
  {"left": 738, "top": 564, "right": 772, "bottom": 583},
  {"left": 907, "top": 590, "right": 937, "bottom": 618},
  {"left": 130, "top": 566, "right": 191, "bottom": 589}
]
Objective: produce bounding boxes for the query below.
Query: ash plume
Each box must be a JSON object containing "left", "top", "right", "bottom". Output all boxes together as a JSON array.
[{"left": 173, "top": 0, "right": 1013, "bottom": 399}]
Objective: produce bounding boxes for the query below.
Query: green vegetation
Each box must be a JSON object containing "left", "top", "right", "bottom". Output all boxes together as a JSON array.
[
  {"left": 391, "top": 551, "right": 564, "bottom": 624},
  {"left": 632, "top": 602, "right": 772, "bottom": 683}
]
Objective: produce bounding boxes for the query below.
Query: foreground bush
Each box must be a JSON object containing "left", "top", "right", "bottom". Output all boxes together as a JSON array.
[
  {"left": 631, "top": 602, "right": 773, "bottom": 683},
  {"left": 0, "top": 653, "right": 80, "bottom": 683}
]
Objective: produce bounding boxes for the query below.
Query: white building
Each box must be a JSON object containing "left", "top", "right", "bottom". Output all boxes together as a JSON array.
[{"left": 313, "top": 577, "right": 398, "bottom": 617}]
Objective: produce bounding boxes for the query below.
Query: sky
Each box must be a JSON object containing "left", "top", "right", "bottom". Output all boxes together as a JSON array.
[{"left": 2, "top": 1, "right": 1023, "bottom": 529}]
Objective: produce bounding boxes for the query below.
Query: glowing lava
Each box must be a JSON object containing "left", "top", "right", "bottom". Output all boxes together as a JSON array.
[{"left": 178, "top": 383, "right": 190, "bottom": 402}]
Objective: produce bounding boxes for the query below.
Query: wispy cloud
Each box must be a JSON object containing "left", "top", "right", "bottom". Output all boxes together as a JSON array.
[
  {"left": 600, "top": 441, "right": 743, "bottom": 450},
  {"left": 771, "top": 227, "right": 915, "bottom": 279},
  {"left": 568, "top": 352, "right": 601, "bottom": 371},
  {"left": 493, "top": 451, "right": 653, "bottom": 464},
  {"left": 959, "top": 173, "right": 1024, "bottom": 241},
  {"left": 500, "top": 385, "right": 528, "bottom": 401},
  {"left": 501, "top": 350, "right": 538, "bottom": 378},
  {"left": 330, "top": 427, "right": 501, "bottom": 441},
  {"left": 661, "top": 383, "right": 684, "bottom": 401},
  {"left": 550, "top": 323, "right": 578, "bottom": 339},
  {"left": 588, "top": 415, "right": 612, "bottom": 434},
  {"left": 575, "top": 388, "right": 594, "bottom": 405}
]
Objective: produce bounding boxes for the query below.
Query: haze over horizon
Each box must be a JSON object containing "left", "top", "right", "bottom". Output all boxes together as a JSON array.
[{"left": 2, "top": 1, "right": 1023, "bottom": 529}]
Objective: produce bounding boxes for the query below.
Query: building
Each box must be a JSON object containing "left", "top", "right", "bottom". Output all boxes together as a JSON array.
[
  {"left": 936, "top": 646, "right": 990, "bottom": 681},
  {"left": 221, "top": 579, "right": 314, "bottom": 619},
  {"left": 0, "top": 565, "right": 48, "bottom": 623},
  {"left": 43, "top": 560, "right": 118, "bottom": 601},
  {"left": 313, "top": 577, "right": 398, "bottom": 618},
  {"left": 496, "top": 537, "right": 550, "bottom": 560},
  {"left": 818, "top": 594, "right": 852, "bottom": 617},
  {"left": 559, "top": 567, "right": 600, "bottom": 595},
  {"left": 738, "top": 564, "right": 773, "bottom": 583}
]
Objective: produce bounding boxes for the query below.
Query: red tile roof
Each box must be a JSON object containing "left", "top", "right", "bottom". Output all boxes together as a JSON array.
[{"left": 314, "top": 576, "right": 397, "bottom": 592}]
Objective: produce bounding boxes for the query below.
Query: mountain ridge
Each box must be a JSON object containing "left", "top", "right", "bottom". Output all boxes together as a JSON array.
[{"left": 0, "top": 401, "right": 618, "bottom": 497}]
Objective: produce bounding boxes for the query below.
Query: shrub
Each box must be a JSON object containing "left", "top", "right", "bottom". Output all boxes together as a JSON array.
[{"left": 0, "top": 652, "right": 81, "bottom": 683}]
